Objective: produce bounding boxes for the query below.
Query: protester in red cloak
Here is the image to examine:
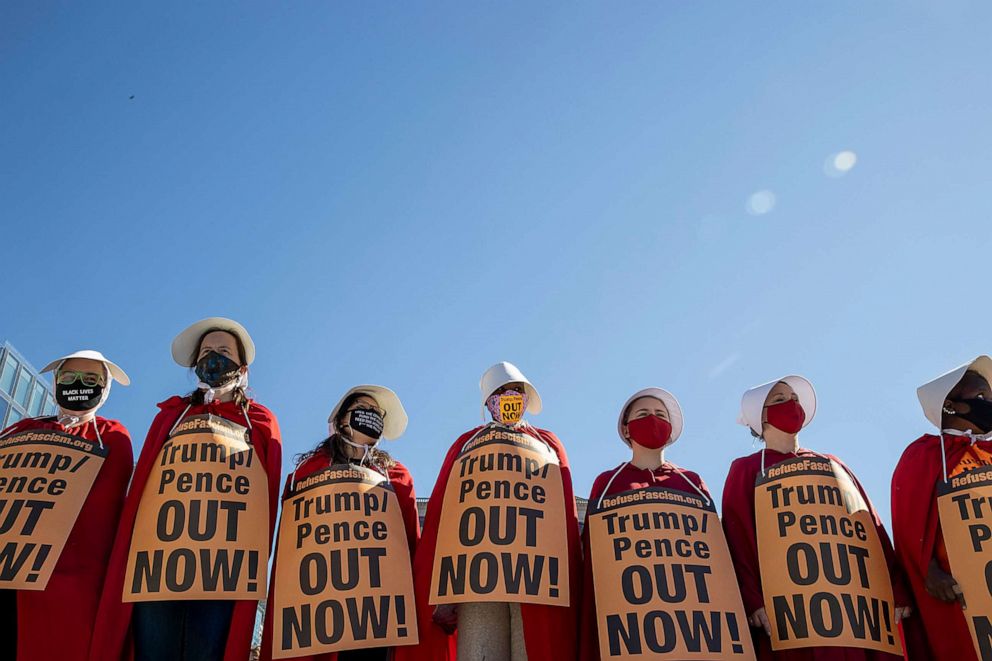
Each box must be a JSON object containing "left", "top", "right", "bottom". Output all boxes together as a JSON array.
[
  {"left": 892, "top": 356, "right": 992, "bottom": 661},
  {"left": 0, "top": 350, "right": 133, "bottom": 661},
  {"left": 722, "top": 375, "right": 910, "bottom": 661},
  {"left": 394, "top": 362, "right": 581, "bottom": 661},
  {"left": 579, "top": 387, "right": 711, "bottom": 661},
  {"left": 261, "top": 385, "right": 420, "bottom": 661},
  {"left": 88, "top": 318, "right": 282, "bottom": 661}
]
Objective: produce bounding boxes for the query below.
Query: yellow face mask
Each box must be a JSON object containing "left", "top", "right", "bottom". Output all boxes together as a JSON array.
[{"left": 487, "top": 390, "right": 526, "bottom": 425}]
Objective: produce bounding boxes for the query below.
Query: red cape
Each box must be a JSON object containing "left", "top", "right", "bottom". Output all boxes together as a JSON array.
[
  {"left": 721, "top": 448, "right": 907, "bottom": 661},
  {"left": 578, "top": 461, "right": 710, "bottom": 661},
  {"left": 1, "top": 416, "right": 133, "bottom": 661},
  {"left": 260, "top": 453, "right": 421, "bottom": 661},
  {"left": 393, "top": 424, "right": 582, "bottom": 661},
  {"left": 87, "top": 396, "right": 282, "bottom": 661},
  {"left": 891, "top": 433, "right": 988, "bottom": 661}
]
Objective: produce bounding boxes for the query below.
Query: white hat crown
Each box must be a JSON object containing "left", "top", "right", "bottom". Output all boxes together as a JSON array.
[{"left": 479, "top": 362, "right": 542, "bottom": 414}]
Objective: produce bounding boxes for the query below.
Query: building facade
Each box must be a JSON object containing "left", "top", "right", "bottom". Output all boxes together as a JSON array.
[{"left": 0, "top": 341, "right": 57, "bottom": 429}]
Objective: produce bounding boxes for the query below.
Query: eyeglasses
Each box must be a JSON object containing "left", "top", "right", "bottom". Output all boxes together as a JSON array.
[
  {"left": 348, "top": 405, "right": 386, "bottom": 418},
  {"left": 57, "top": 371, "right": 106, "bottom": 387}
]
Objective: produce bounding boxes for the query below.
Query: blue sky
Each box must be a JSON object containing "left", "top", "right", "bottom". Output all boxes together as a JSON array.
[{"left": 3, "top": 1, "right": 991, "bottom": 524}]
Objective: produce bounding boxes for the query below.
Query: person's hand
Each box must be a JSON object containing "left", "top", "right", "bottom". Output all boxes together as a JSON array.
[
  {"left": 749, "top": 608, "right": 772, "bottom": 636},
  {"left": 895, "top": 606, "right": 912, "bottom": 623},
  {"left": 432, "top": 604, "right": 458, "bottom": 634},
  {"left": 926, "top": 558, "right": 966, "bottom": 608}
]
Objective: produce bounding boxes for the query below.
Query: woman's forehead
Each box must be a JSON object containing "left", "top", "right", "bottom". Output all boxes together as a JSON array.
[
  {"left": 60, "top": 357, "right": 103, "bottom": 373},
  {"left": 628, "top": 395, "right": 667, "bottom": 412},
  {"left": 352, "top": 394, "right": 379, "bottom": 407},
  {"left": 768, "top": 381, "right": 795, "bottom": 396},
  {"left": 200, "top": 330, "right": 238, "bottom": 348}
]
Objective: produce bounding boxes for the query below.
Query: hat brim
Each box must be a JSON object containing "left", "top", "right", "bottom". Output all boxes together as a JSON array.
[
  {"left": 41, "top": 350, "right": 130, "bottom": 386},
  {"left": 328, "top": 385, "right": 408, "bottom": 440},
  {"left": 171, "top": 317, "right": 256, "bottom": 367},
  {"left": 617, "top": 387, "right": 684, "bottom": 447}
]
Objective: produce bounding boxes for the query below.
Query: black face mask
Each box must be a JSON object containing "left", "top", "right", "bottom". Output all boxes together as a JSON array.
[
  {"left": 955, "top": 398, "right": 992, "bottom": 434},
  {"left": 55, "top": 382, "right": 103, "bottom": 412},
  {"left": 349, "top": 408, "right": 384, "bottom": 440},
  {"left": 195, "top": 351, "right": 241, "bottom": 387}
]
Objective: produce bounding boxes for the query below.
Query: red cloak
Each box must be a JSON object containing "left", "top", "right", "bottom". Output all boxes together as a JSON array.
[
  {"left": 0, "top": 416, "right": 133, "bottom": 661},
  {"left": 578, "top": 461, "right": 710, "bottom": 661},
  {"left": 393, "top": 424, "right": 582, "bottom": 661},
  {"left": 891, "top": 433, "right": 990, "bottom": 661},
  {"left": 721, "top": 448, "right": 908, "bottom": 661},
  {"left": 260, "top": 452, "right": 421, "bottom": 661},
  {"left": 87, "top": 396, "right": 282, "bottom": 661}
]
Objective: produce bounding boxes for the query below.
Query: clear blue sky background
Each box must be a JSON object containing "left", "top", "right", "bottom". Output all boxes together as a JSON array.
[{"left": 3, "top": 1, "right": 991, "bottom": 524}]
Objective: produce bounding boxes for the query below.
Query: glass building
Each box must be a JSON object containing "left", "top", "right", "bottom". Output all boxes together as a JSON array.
[{"left": 0, "top": 341, "right": 57, "bottom": 429}]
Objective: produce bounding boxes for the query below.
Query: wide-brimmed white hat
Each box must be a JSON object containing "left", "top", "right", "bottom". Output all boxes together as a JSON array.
[
  {"left": 617, "top": 387, "right": 683, "bottom": 447},
  {"left": 328, "top": 385, "right": 408, "bottom": 440},
  {"left": 41, "top": 350, "right": 130, "bottom": 386},
  {"left": 738, "top": 375, "right": 816, "bottom": 436},
  {"left": 171, "top": 317, "right": 256, "bottom": 367},
  {"left": 917, "top": 356, "right": 992, "bottom": 429},
  {"left": 479, "top": 362, "right": 542, "bottom": 414}
]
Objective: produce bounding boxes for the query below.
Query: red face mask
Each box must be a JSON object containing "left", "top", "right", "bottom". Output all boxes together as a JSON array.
[
  {"left": 626, "top": 415, "right": 673, "bottom": 449},
  {"left": 765, "top": 399, "right": 805, "bottom": 434}
]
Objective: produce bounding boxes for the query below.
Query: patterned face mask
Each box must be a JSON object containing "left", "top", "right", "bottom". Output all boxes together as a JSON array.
[{"left": 486, "top": 389, "right": 528, "bottom": 425}]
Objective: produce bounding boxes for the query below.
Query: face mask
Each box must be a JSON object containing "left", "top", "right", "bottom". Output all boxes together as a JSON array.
[
  {"left": 765, "top": 399, "right": 806, "bottom": 434},
  {"left": 486, "top": 390, "right": 527, "bottom": 425},
  {"left": 626, "top": 415, "right": 673, "bottom": 449},
  {"left": 349, "top": 408, "right": 384, "bottom": 440},
  {"left": 954, "top": 398, "right": 992, "bottom": 434},
  {"left": 55, "top": 382, "right": 103, "bottom": 412},
  {"left": 195, "top": 351, "right": 241, "bottom": 387}
]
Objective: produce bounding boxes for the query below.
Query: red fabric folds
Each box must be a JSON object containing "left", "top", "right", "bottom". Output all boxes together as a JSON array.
[{"left": 892, "top": 433, "right": 989, "bottom": 661}]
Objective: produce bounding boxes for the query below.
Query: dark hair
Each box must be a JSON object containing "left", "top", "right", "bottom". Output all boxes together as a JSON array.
[
  {"left": 294, "top": 393, "right": 396, "bottom": 470},
  {"left": 186, "top": 328, "right": 250, "bottom": 408}
]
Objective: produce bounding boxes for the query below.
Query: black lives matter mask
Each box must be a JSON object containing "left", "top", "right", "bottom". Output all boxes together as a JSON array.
[
  {"left": 349, "top": 408, "right": 384, "bottom": 440},
  {"left": 55, "top": 382, "right": 103, "bottom": 412}
]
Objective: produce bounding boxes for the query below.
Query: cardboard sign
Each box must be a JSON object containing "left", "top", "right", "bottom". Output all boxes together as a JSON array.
[
  {"left": 271, "top": 464, "right": 418, "bottom": 658},
  {"left": 587, "top": 487, "right": 755, "bottom": 660},
  {"left": 0, "top": 428, "right": 107, "bottom": 590},
  {"left": 937, "top": 465, "right": 992, "bottom": 660},
  {"left": 754, "top": 457, "right": 901, "bottom": 654},
  {"left": 430, "top": 425, "right": 569, "bottom": 606},
  {"left": 123, "top": 414, "right": 270, "bottom": 601}
]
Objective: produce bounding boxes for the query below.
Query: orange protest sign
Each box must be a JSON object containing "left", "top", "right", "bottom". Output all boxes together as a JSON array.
[
  {"left": 430, "top": 425, "right": 569, "bottom": 606},
  {"left": 937, "top": 465, "right": 992, "bottom": 659},
  {"left": 754, "top": 456, "right": 901, "bottom": 654},
  {"left": 123, "top": 414, "right": 270, "bottom": 601},
  {"left": 587, "top": 486, "right": 755, "bottom": 660},
  {"left": 0, "top": 428, "right": 107, "bottom": 590},
  {"left": 270, "top": 464, "right": 417, "bottom": 658}
]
